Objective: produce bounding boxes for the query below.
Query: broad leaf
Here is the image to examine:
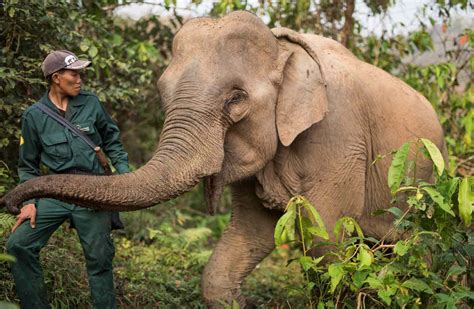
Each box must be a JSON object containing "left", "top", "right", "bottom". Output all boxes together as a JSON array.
[
  {"left": 88, "top": 45, "right": 98, "bottom": 58},
  {"left": 378, "top": 287, "right": 397, "bottom": 305},
  {"left": 357, "top": 245, "right": 373, "bottom": 269},
  {"left": 300, "top": 198, "right": 329, "bottom": 240},
  {"left": 334, "top": 217, "right": 364, "bottom": 242},
  {"left": 0, "top": 254, "right": 16, "bottom": 263},
  {"left": 446, "top": 264, "right": 466, "bottom": 278},
  {"left": 352, "top": 271, "right": 369, "bottom": 289},
  {"left": 421, "top": 138, "right": 445, "bottom": 176},
  {"left": 388, "top": 142, "right": 410, "bottom": 195},
  {"left": 458, "top": 177, "right": 473, "bottom": 226},
  {"left": 299, "top": 256, "right": 314, "bottom": 272},
  {"left": 307, "top": 226, "right": 329, "bottom": 240},
  {"left": 274, "top": 207, "right": 296, "bottom": 246},
  {"left": 402, "top": 278, "right": 433, "bottom": 294},
  {"left": 394, "top": 240, "right": 410, "bottom": 256},
  {"left": 422, "top": 186, "right": 455, "bottom": 216},
  {"left": 328, "top": 263, "right": 344, "bottom": 294}
]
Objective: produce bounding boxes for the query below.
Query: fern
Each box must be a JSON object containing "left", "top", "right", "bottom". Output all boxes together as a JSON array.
[{"left": 0, "top": 213, "right": 15, "bottom": 236}]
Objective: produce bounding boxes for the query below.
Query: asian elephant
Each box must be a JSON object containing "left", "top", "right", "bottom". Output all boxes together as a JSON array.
[{"left": 1, "top": 11, "right": 445, "bottom": 307}]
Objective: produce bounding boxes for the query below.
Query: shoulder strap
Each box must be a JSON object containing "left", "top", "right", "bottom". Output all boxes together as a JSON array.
[{"left": 35, "top": 103, "right": 97, "bottom": 150}]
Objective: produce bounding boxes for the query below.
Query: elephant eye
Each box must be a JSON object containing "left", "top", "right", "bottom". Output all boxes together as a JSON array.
[{"left": 224, "top": 91, "right": 247, "bottom": 106}]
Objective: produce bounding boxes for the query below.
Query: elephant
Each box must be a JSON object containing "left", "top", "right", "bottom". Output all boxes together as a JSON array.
[{"left": 1, "top": 11, "right": 445, "bottom": 307}]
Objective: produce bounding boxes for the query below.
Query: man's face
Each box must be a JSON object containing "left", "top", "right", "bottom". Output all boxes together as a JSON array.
[{"left": 53, "top": 69, "right": 82, "bottom": 96}]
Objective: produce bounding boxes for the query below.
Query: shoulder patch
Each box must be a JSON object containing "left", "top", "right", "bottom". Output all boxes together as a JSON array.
[{"left": 20, "top": 135, "right": 24, "bottom": 146}]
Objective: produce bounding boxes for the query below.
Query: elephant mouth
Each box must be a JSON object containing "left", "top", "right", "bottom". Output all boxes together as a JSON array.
[{"left": 204, "top": 174, "right": 224, "bottom": 215}]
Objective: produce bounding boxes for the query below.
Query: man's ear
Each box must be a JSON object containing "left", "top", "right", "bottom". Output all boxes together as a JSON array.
[
  {"left": 271, "top": 28, "right": 329, "bottom": 147},
  {"left": 51, "top": 72, "right": 60, "bottom": 85}
]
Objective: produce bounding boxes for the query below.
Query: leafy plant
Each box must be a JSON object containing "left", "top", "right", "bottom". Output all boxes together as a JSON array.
[{"left": 275, "top": 139, "right": 473, "bottom": 307}]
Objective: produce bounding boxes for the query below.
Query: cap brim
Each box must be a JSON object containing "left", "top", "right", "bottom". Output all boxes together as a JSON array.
[{"left": 65, "top": 60, "right": 91, "bottom": 70}]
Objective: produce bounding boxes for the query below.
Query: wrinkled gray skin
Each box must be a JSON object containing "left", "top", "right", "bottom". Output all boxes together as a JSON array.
[{"left": 1, "top": 11, "right": 445, "bottom": 307}]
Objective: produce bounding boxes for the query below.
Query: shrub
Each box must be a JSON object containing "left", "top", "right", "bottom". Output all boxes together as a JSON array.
[{"left": 275, "top": 139, "right": 473, "bottom": 308}]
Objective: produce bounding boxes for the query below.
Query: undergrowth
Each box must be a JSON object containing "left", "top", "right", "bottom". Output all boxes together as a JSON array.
[{"left": 274, "top": 138, "right": 473, "bottom": 308}]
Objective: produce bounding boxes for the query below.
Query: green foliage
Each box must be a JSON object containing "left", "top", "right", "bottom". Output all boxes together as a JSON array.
[
  {"left": 0, "top": 188, "right": 305, "bottom": 307},
  {"left": 0, "top": 0, "right": 472, "bottom": 307},
  {"left": 275, "top": 140, "right": 473, "bottom": 307},
  {"left": 0, "top": 0, "right": 174, "bottom": 185}
]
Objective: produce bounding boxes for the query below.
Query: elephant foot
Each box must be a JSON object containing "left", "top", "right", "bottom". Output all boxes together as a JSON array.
[{"left": 203, "top": 292, "right": 247, "bottom": 309}]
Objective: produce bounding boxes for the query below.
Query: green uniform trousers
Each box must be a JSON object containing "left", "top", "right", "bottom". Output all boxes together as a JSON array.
[{"left": 6, "top": 198, "right": 116, "bottom": 309}]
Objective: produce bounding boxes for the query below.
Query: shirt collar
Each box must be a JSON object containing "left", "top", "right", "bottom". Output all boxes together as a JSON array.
[{"left": 39, "top": 91, "right": 86, "bottom": 110}]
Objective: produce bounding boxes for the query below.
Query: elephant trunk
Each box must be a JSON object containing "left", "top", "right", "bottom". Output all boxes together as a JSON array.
[{"left": 1, "top": 110, "right": 226, "bottom": 214}]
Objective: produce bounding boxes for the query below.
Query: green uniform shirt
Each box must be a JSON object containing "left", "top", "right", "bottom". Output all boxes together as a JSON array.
[{"left": 18, "top": 91, "right": 129, "bottom": 196}]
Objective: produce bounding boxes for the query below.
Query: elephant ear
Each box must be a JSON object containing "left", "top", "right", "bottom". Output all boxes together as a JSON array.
[{"left": 271, "top": 27, "right": 329, "bottom": 147}]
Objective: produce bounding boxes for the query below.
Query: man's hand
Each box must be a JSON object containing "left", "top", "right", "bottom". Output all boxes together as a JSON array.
[{"left": 11, "top": 203, "right": 36, "bottom": 233}]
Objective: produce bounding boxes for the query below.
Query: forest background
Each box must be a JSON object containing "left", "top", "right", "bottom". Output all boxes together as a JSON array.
[{"left": 0, "top": 0, "right": 472, "bottom": 307}]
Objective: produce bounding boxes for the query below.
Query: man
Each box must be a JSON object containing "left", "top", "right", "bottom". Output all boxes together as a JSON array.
[{"left": 6, "top": 50, "right": 129, "bottom": 308}]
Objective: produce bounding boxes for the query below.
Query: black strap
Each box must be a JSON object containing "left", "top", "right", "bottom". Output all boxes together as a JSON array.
[{"left": 35, "top": 103, "right": 97, "bottom": 150}]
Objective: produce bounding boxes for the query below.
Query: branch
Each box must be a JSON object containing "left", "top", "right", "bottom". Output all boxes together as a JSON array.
[{"left": 340, "top": 0, "right": 355, "bottom": 47}]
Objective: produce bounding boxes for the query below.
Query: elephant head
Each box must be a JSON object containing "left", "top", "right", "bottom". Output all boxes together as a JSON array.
[{"left": 1, "top": 11, "right": 329, "bottom": 214}]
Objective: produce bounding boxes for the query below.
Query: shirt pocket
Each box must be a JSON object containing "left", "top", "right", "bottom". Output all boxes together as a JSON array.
[
  {"left": 76, "top": 121, "right": 101, "bottom": 146},
  {"left": 40, "top": 131, "right": 72, "bottom": 160}
]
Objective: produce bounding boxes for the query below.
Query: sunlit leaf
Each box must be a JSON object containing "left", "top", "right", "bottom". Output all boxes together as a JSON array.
[
  {"left": 298, "top": 256, "right": 314, "bottom": 271},
  {"left": 300, "top": 197, "right": 329, "bottom": 240},
  {"left": 421, "top": 138, "right": 445, "bottom": 176},
  {"left": 334, "top": 217, "right": 364, "bottom": 242},
  {"left": 388, "top": 142, "right": 410, "bottom": 195},
  {"left": 357, "top": 245, "right": 373, "bottom": 269},
  {"left": 0, "top": 253, "right": 16, "bottom": 262},
  {"left": 88, "top": 45, "right": 98, "bottom": 58},
  {"left": 458, "top": 177, "right": 473, "bottom": 226},
  {"left": 394, "top": 240, "right": 410, "bottom": 256},
  {"left": 328, "top": 263, "right": 344, "bottom": 293},
  {"left": 422, "top": 186, "right": 455, "bottom": 216},
  {"left": 79, "top": 40, "right": 90, "bottom": 52},
  {"left": 274, "top": 207, "right": 296, "bottom": 246}
]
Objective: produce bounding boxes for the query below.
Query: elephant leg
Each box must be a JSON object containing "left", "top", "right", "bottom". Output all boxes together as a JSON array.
[{"left": 202, "top": 180, "right": 281, "bottom": 308}]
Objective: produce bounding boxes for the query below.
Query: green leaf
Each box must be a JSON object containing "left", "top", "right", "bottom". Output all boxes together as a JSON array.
[
  {"left": 421, "top": 138, "right": 445, "bottom": 176},
  {"left": 378, "top": 286, "right": 397, "bottom": 305},
  {"left": 352, "top": 271, "right": 369, "bottom": 289},
  {"left": 328, "top": 263, "right": 344, "bottom": 294},
  {"left": 388, "top": 142, "right": 410, "bottom": 195},
  {"left": 446, "top": 264, "right": 466, "bottom": 278},
  {"left": 274, "top": 207, "right": 296, "bottom": 246},
  {"left": 300, "top": 197, "right": 329, "bottom": 240},
  {"left": 147, "top": 228, "right": 160, "bottom": 240},
  {"left": 365, "top": 276, "right": 383, "bottom": 289},
  {"left": 88, "top": 45, "right": 98, "bottom": 58},
  {"left": 458, "top": 177, "right": 473, "bottom": 226},
  {"left": 79, "top": 40, "right": 90, "bottom": 52},
  {"left": 435, "top": 293, "right": 456, "bottom": 308},
  {"left": 0, "top": 253, "right": 16, "bottom": 262},
  {"left": 334, "top": 217, "right": 364, "bottom": 242},
  {"left": 299, "top": 256, "right": 314, "bottom": 272},
  {"left": 112, "top": 34, "right": 123, "bottom": 46},
  {"left": 401, "top": 278, "right": 433, "bottom": 294},
  {"left": 357, "top": 245, "right": 373, "bottom": 269},
  {"left": 422, "top": 186, "right": 455, "bottom": 216},
  {"left": 232, "top": 299, "right": 239, "bottom": 309},
  {"left": 307, "top": 226, "right": 329, "bottom": 240},
  {"left": 8, "top": 7, "right": 15, "bottom": 18},
  {"left": 394, "top": 240, "right": 410, "bottom": 256},
  {"left": 384, "top": 207, "right": 404, "bottom": 218}
]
